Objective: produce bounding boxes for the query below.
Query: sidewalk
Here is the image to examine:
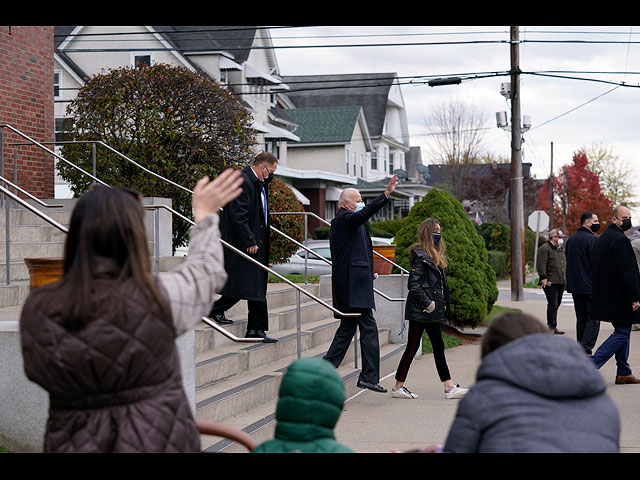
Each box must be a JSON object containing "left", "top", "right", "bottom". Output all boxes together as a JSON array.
[{"left": 333, "top": 280, "right": 640, "bottom": 453}]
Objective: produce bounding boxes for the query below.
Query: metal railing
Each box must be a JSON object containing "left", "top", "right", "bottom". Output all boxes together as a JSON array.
[{"left": 1, "top": 123, "right": 410, "bottom": 360}]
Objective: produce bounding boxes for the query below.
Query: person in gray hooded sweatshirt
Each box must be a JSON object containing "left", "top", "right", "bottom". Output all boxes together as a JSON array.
[{"left": 443, "top": 312, "right": 620, "bottom": 453}]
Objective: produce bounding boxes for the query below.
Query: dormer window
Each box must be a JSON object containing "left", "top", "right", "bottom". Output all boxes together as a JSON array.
[{"left": 132, "top": 53, "right": 152, "bottom": 68}]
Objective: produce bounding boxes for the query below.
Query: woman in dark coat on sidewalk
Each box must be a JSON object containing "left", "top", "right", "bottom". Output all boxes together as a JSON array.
[
  {"left": 19, "top": 170, "right": 243, "bottom": 453},
  {"left": 391, "top": 218, "right": 468, "bottom": 400}
]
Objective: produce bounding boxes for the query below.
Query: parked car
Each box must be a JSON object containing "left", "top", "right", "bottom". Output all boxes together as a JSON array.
[{"left": 271, "top": 240, "right": 333, "bottom": 276}]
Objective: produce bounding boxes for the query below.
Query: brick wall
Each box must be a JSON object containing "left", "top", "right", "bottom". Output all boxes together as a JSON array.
[{"left": 0, "top": 26, "right": 54, "bottom": 198}]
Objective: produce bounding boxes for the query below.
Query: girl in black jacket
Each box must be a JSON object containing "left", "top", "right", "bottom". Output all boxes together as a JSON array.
[{"left": 391, "top": 218, "right": 468, "bottom": 400}]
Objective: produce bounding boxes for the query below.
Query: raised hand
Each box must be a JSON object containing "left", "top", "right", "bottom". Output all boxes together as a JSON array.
[
  {"left": 385, "top": 174, "right": 399, "bottom": 197},
  {"left": 192, "top": 169, "right": 243, "bottom": 223}
]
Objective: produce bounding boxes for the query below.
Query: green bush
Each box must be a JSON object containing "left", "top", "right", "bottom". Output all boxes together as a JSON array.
[
  {"left": 268, "top": 179, "right": 305, "bottom": 264},
  {"left": 487, "top": 250, "right": 508, "bottom": 278},
  {"left": 477, "top": 222, "right": 538, "bottom": 272},
  {"left": 370, "top": 218, "right": 404, "bottom": 237},
  {"left": 395, "top": 188, "right": 498, "bottom": 328},
  {"left": 314, "top": 226, "right": 330, "bottom": 239}
]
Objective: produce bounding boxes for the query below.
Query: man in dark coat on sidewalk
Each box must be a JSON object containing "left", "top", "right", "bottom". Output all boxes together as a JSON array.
[
  {"left": 322, "top": 174, "right": 398, "bottom": 393},
  {"left": 207, "top": 152, "right": 278, "bottom": 343},
  {"left": 591, "top": 205, "right": 640, "bottom": 383},
  {"left": 565, "top": 211, "right": 601, "bottom": 354}
]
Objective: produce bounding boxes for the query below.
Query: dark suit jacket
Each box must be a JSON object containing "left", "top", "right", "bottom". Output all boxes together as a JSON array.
[
  {"left": 219, "top": 166, "right": 271, "bottom": 301},
  {"left": 329, "top": 193, "right": 390, "bottom": 317},
  {"left": 565, "top": 226, "right": 597, "bottom": 294},
  {"left": 591, "top": 223, "right": 640, "bottom": 325}
]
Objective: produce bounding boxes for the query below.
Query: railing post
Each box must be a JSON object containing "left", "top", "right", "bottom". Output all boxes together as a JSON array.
[
  {"left": 92, "top": 142, "right": 97, "bottom": 184},
  {"left": 154, "top": 207, "right": 160, "bottom": 276},
  {"left": 5, "top": 202, "right": 9, "bottom": 285},
  {"left": 303, "top": 213, "right": 308, "bottom": 285},
  {"left": 353, "top": 329, "right": 359, "bottom": 369},
  {"left": 296, "top": 289, "right": 301, "bottom": 359},
  {"left": 1, "top": 125, "right": 4, "bottom": 209}
]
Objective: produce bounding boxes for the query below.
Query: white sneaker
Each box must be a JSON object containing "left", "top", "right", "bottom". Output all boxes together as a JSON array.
[
  {"left": 445, "top": 384, "right": 468, "bottom": 399},
  {"left": 391, "top": 385, "right": 418, "bottom": 399}
]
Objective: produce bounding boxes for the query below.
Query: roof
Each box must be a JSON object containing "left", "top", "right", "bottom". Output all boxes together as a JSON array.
[
  {"left": 285, "top": 106, "right": 365, "bottom": 145},
  {"left": 282, "top": 73, "right": 397, "bottom": 137}
]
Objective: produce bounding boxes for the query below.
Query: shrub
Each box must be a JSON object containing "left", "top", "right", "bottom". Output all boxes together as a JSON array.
[
  {"left": 268, "top": 179, "right": 305, "bottom": 264},
  {"left": 371, "top": 218, "right": 404, "bottom": 237},
  {"left": 314, "top": 226, "right": 330, "bottom": 239},
  {"left": 395, "top": 188, "right": 498, "bottom": 328},
  {"left": 487, "top": 250, "right": 508, "bottom": 278}
]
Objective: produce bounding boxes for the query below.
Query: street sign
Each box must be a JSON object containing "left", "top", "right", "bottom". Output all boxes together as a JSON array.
[{"left": 528, "top": 210, "right": 549, "bottom": 232}]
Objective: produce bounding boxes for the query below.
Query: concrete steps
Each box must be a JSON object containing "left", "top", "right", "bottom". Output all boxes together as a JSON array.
[{"left": 194, "top": 282, "right": 406, "bottom": 453}]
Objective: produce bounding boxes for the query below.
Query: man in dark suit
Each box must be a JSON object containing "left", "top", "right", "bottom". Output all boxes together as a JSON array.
[
  {"left": 565, "top": 211, "right": 600, "bottom": 354},
  {"left": 323, "top": 174, "right": 399, "bottom": 393},
  {"left": 207, "top": 152, "right": 278, "bottom": 343},
  {"left": 591, "top": 205, "right": 640, "bottom": 383}
]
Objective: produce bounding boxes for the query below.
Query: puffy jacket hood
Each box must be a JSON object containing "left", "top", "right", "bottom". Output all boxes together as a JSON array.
[
  {"left": 274, "top": 357, "right": 345, "bottom": 442},
  {"left": 477, "top": 333, "right": 606, "bottom": 399}
]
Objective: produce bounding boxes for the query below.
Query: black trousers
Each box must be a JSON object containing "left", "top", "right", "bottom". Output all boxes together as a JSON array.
[
  {"left": 209, "top": 295, "right": 268, "bottom": 332},
  {"left": 395, "top": 321, "right": 451, "bottom": 383},
  {"left": 543, "top": 283, "right": 564, "bottom": 329},
  {"left": 323, "top": 308, "right": 380, "bottom": 384},
  {"left": 572, "top": 293, "right": 600, "bottom": 355}
]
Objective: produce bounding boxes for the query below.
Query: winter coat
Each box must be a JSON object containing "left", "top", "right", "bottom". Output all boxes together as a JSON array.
[
  {"left": 219, "top": 166, "right": 272, "bottom": 301},
  {"left": 20, "top": 214, "right": 228, "bottom": 453},
  {"left": 329, "top": 193, "right": 390, "bottom": 317},
  {"left": 565, "top": 226, "right": 597, "bottom": 294},
  {"left": 252, "top": 358, "right": 353, "bottom": 453},
  {"left": 443, "top": 333, "right": 620, "bottom": 453},
  {"left": 629, "top": 228, "right": 640, "bottom": 271},
  {"left": 404, "top": 247, "right": 451, "bottom": 323},
  {"left": 591, "top": 223, "right": 640, "bottom": 325},
  {"left": 536, "top": 241, "right": 566, "bottom": 286}
]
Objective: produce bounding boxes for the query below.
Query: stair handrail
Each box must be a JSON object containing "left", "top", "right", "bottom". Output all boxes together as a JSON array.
[{"left": 0, "top": 175, "right": 64, "bottom": 209}]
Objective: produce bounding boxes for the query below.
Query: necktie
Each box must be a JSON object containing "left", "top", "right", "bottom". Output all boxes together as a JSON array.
[{"left": 262, "top": 186, "right": 267, "bottom": 225}]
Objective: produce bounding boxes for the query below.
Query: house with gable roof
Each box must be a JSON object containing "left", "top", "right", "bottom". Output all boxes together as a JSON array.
[{"left": 52, "top": 25, "right": 302, "bottom": 199}]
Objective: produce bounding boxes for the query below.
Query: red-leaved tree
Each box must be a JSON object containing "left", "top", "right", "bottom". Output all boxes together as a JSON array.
[{"left": 537, "top": 152, "right": 612, "bottom": 234}]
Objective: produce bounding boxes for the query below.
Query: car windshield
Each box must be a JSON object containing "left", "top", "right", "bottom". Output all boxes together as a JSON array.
[{"left": 297, "top": 247, "right": 331, "bottom": 261}]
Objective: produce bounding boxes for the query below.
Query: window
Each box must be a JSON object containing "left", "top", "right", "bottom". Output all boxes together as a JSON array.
[
  {"left": 345, "top": 149, "right": 350, "bottom": 174},
  {"left": 352, "top": 151, "right": 357, "bottom": 176},
  {"left": 54, "top": 117, "right": 73, "bottom": 143},
  {"left": 371, "top": 150, "right": 377, "bottom": 170},
  {"left": 360, "top": 153, "right": 364, "bottom": 177},
  {"left": 132, "top": 53, "right": 153, "bottom": 68},
  {"left": 265, "top": 141, "right": 280, "bottom": 158},
  {"left": 54, "top": 70, "right": 61, "bottom": 99},
  {"left": 389, "top": 152, "right": 395, "bottom": 175}
]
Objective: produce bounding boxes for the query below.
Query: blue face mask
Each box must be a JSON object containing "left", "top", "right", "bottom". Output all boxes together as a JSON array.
[
  {"left": 433, "top": 233, "right": 442, "bottom": 245},
  {"left": 354, "top": 202, "right": 365, "bottom": 212}
]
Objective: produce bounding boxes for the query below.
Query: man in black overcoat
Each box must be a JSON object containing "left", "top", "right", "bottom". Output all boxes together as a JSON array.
[
  {"left": 322, "top": 174, "right": 398, "bottom": 393},
  {"left": 207, "top": 152, "right": 278, "bottom": 343},
  {"left": 591, "top": 205, "right": 640, "bottom": 383},
  {"left": 565, "top": 211, "right": 600, "bottom": 354}
]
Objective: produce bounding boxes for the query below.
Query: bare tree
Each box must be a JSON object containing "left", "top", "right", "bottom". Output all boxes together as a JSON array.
[
  {"left": 423, "top": 98, "right": 490, "bottom": 199},
  {"left": 579, "top": 142, "right": 638, "bottom": 208}
]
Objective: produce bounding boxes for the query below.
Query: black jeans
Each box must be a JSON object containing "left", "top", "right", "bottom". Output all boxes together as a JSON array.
[
  {"left": 209, "top": 295, "right": 269, "bottom": 332},
  {"left": 572, "top": 293, "right": 600, "bottom": 355},
  {"left": 323, "top": 308, "right": 380, "bottom": 385},
  {"left": 543, "top": 283, "right": 564, "bottom": 330},
  {"left": 395, "top": 321, "right": 451, "bottom": 383}
]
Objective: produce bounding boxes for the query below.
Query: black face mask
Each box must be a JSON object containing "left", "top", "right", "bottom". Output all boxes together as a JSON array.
[
  {"left": 621, "top": 218, "right": 632, "bottom": 231},
  {"left": 590, "top": 223, "right": 600, "bottom": 233},
  {"left": 433, "top": 233, "right": 442, "bottom": 245}
]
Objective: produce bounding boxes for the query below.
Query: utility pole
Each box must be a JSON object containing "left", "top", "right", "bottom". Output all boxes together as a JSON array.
[
  {"left": 509, "top": 26, "right": 525, "bottom": 301},
  {"left": 549, "top": 142, "right": 554, "bottom": 230}
]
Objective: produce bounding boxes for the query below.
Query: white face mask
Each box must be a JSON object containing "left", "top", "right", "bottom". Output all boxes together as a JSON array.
[
  {"left": 558, "top": 238, "right": 564, "bottom": 247},
  {"left": 354, "top": 202, "right": 365, "bottom": 212}
]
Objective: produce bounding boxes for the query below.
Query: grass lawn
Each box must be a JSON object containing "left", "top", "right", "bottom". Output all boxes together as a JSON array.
[{"left": 268, "top": 273, "right": 320, "bottom": 284}]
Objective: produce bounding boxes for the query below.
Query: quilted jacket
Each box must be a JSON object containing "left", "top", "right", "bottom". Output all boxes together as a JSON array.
[{"left": 20, "top": 213, "right": 228, "bottom": 453}]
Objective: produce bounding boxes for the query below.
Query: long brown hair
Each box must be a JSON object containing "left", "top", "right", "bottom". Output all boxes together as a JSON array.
[
  {"left": 412, "top": 218, "right": 447, "bottom": 268},
  {"left": 480, "top": 312, "right": 549, "bottom": 359},
  {"left": 57, "top": 186, "right": 169, "bottom": 331}
]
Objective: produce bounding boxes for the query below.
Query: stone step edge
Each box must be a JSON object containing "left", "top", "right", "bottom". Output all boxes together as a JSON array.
[{"left": 202, "top": 344, "right": 407, "bottom": 453}]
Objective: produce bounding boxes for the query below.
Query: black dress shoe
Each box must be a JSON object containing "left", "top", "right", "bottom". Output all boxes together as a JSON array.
[
  {"left": 357, "top": 380, "right": 387, "bottom": 393},
  {"left": 210, "top": 313, "right": 233, "bottom": 325},
  {"left": 246, "top": 330, "right": 278, "bottom": 343}
]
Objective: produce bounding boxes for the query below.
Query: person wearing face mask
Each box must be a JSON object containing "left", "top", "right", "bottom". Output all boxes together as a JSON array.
[
  {"left": 590, "top": 205, "right": 640, "bottom": 384},
  {"left": 391, "top": 218, "right": 469, "bottom": 400},
  {"left": 565, "top": 211, "right": 601, "bottom": 354},
  {"left": 322, "top": 175, "right": 399, "bottom": 393},
  {"left": 206, "top": 152, "right": 279, "bottom": 343},
  {"left": 537, "top": 229, "right": 567, "bottom": 334}
]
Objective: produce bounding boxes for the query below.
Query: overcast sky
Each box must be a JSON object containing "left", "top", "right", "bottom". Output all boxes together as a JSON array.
[{"left": 271, "top": 26, "right": 640, "bottom": 217}]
